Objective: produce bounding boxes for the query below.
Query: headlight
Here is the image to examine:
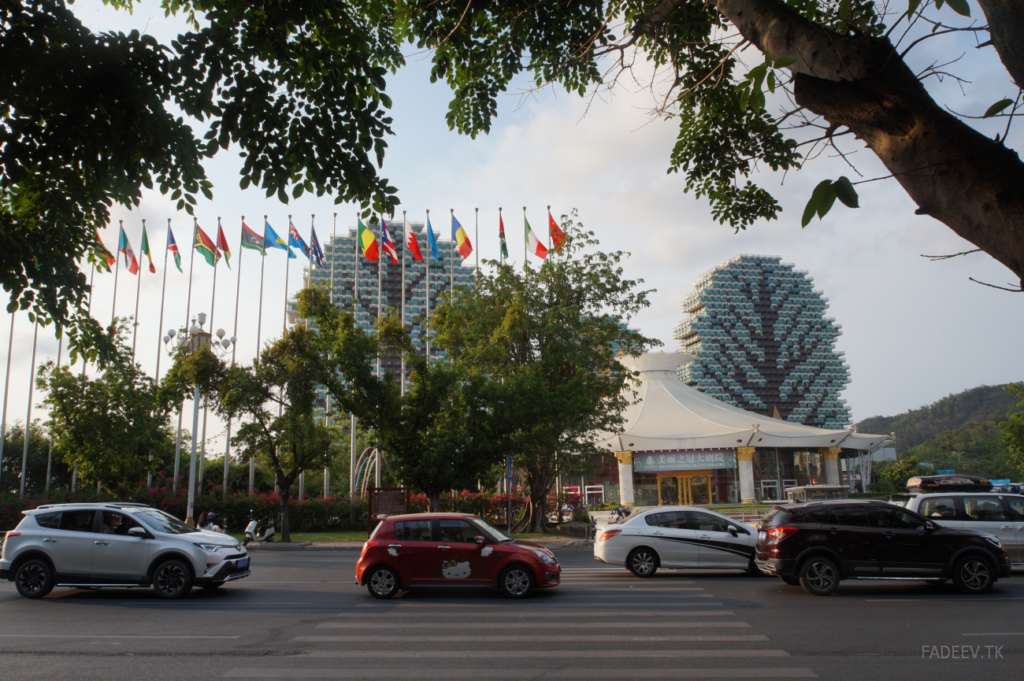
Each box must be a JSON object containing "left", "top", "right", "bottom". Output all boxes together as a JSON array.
[
  {"left": 531, "top": 550, "right": 555, "bottom": 565},
  {"left": 194, "top": 543, "right": 226, "bottom": 552},
  {"left": 983, "top": 536, "right": 1001, "bottom": 548}
]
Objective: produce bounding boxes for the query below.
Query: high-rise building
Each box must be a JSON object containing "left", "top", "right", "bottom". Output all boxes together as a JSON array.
[
  {"left": 301, "top": 220, "right": 475, "bottom": 381},
  {"left": 674, "top": 254, "right": 851, "bottom": 428}
]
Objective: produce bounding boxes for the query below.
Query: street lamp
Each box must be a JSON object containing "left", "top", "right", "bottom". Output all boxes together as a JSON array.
[{"left": 165, "top": 312, "right": 232, "bottom": 527}]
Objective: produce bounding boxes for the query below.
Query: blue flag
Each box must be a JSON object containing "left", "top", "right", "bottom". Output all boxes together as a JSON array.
[
  {"left": 426, "top": 217, "right": 439, "bottom": 261},
  {"left": 309, "top": 226, "right": 325, "bottom": 267},
  {"left": 265, "top": 222, "right": 296, "bottom": 258},
  {"left": 289, "top": 220, "right": 311, "bottom": 260}
]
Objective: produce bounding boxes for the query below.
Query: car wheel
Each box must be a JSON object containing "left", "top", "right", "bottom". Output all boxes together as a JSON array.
[
  {"left": 367, "top": 566, "right": 400, "bottom": 599},
  {"left": 779, "top": 575, "right": 800, "bottom": 586},
  {"left": 152, "top": 559, "right": 193, "bottom": 599},
  {"left": 15, "top": 559, "right": 54, "bottom": 599},
  {"left": 626, "top": 548, "right": 659, "bottom": 578},
  {"left": 799, "top": 557, "right": 840, "bottom": 596},
  {"left": 952, "top": 555, "right": 994, "bottom": 595},
  {"left": 500, "top": 565, "right": 534, "bottom": 598}
]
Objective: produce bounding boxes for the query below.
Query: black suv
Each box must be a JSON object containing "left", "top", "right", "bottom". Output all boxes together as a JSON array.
[{"left": 755, "top": 500, "right": 1011, "bottom": 596}]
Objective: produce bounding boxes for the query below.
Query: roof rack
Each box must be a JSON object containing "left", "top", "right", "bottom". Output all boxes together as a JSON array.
[{"left": 33, "top": 502, "right": 153, "bottom": 510}]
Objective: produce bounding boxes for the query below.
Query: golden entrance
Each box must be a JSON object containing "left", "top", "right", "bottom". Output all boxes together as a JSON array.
[{"left": 656, "top": 471, "right": 713, "bottom": 505}]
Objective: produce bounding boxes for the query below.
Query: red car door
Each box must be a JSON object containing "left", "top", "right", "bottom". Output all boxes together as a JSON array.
[
  {"left": 436, "top": 519, "right": 493, "bottom": 584},
  {"left": 390, "top": 518, "right": 437, "bottom": 585}
]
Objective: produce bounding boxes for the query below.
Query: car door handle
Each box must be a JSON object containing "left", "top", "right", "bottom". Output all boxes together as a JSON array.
[
  {"left": 94, "top": 541, "right": 109, "bottom": 546},
  {"left": 651, "top": 531, "right": 664, "bottom": 536},
  {"left": 43, "top": 538, "right": 57, "bottom": 543},
  {"left": 826, "top": 526, "right": 839, "bottom": 534},
  {"left": 438, "top": 545, "right": 451, "bottom": 551},
  {"left": 699, "top": 534, "right": 711, "bottom": 539},
  {"left": 882, "top": 532, "right": 895, "bottom": 538},
  {"left": 389, "top": 544, "right": 402, "bottom": 548},
  {"left": 1001, "top": 526, "right": 1013, "bottom": 530}
]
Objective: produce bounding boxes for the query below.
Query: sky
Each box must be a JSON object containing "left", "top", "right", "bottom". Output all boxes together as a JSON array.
[{"left": 2, "top": 1, "right": 1023, "bottom": 463}]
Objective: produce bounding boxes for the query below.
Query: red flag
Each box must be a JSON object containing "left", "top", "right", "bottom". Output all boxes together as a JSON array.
[
  {"left": 406, "top": 225, "right": 424, "bottom": 262},
  {"left": 96, "top": 229, "right": 116, "bottom": 267},
  {"left": 548, "top": 210, "right": 567, "bottom": 253},
  {"left": 217, "top": 224, "right": 232, "bottom": 269}
]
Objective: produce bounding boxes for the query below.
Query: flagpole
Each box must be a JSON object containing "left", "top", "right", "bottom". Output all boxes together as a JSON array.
[
  {"left": 326, "top": 212, "right": 337, "bottom": 498},
  {"left": 499, "top": 207, "right": 504, "bottom": 266},
  {"left": 199, "top": 217, "right": 223, "bottom": 494},
  {"left": 376, "top": 215, "right": 382, "bottom": 378},
  {"left": 154, "top": 221, "right": 171, "bottom": 387},
  {"left": 131, "top": 220, "right": 144, "bottom": 357},
  {"left": 547, "top": 204, "right": 552, "bottom": 251},
  {"left": 449, "top": 209, "right": 454, "bottom": 295},
  {"left": 400, "top": 211, "right": 406, "bottom": 395},
  {"left": 351, "top": 211, "right": 358, "bottom": 509},
  {"left": 111, "top": 221, "right": 122, "bottom": 326},
  {"left": 73, "top": 262, "right": 95, "bottom": 491},
  {"left": 225, "top": 216, "right": 245, "bottom": 498},
  {"left": 19, "top": 320, "right": 39, "bottom": 497},
  {"left": 284, "top": 215, "right": 291, "bottom": 337},
  {"left": 474, "top": 207, "right": 479, "bottom": 284},
  {"left": 257, "top": 215, "right": 267, "bottom": 362},
  {"left": 523, "top": 207, "right": 527, "bottom": 264},
  {"left": 0, "top": 313, "right": 14, "bottom": 490},
  {"left": 425, "top": 210, "right": 430, "bottom": 360},
  {"left": 45, "top": 333, "right": 63, "bottom": 491},
  {"left": 175, "top": 218, "right": 199, "bottom": 492}
]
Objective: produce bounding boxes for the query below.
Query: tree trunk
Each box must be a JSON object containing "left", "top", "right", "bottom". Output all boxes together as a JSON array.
[
  {"left": 279, "top": 489, "right": 291, "bottom": 543},
  {"left": 708, "top": 0, "right": 1024, "bottom": 286},
  {"left": 527, "top": 470, "right": 550, "bottom": 534},
  {"left": 428, "top": 491, "right": 441, "bottom": 512}
]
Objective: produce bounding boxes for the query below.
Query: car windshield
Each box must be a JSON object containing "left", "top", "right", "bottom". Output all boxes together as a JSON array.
[
  {"left": 133, "top": 509, "right": 199, "bottom": 534},
  {"left": 469, "top": 518, "right": 512, "bottom": 542}
]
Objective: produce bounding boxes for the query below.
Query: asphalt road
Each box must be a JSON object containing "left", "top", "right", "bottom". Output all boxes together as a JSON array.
[{"left": 0, "top": 547, "right": 1021, "bottom": 680}]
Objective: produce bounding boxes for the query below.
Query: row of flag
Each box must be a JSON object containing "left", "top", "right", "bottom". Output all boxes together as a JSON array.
[{"left": 96, "top": 210, "right": 568, "bottom": 274}]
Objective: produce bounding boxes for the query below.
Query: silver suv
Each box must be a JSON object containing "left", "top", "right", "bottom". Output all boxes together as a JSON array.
[{"left": 0, "top": 503, "right": 250, "bottom": 599}]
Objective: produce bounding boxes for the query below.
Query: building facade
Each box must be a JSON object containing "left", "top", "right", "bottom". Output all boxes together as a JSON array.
[
  {"left": 674, "top": 254, "right": 851, "bottom": 428},
  {"left": 302, "top": 221, "right": 475, "bottom": 380}
]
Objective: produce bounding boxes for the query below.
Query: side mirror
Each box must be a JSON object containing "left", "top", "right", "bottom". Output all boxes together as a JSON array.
[
  {"left": 128, "top": 527, "right": 149, "bottom": 538},
  {"left": 728, "top": 525, "right": 739, "bottom": 537},
  {"left": 924, "top": 521, "right": 936, "bottom": 532},
  {"left": 474, "top": 535, "right": 487, "bottom": 545}
]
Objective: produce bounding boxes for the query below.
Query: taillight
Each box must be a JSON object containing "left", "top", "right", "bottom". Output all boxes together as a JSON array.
[
  {"left": 764, "top": 527, "right": 798, "bottom": 544},
  {"left": 360, "top": 540, "right": 377, "bottom": 558},
  {"left": 598, "top": 530, "right": 621, "bottom": 542},
  {"left": 5, "top": 531, "right": 20, "bottom": 538}
]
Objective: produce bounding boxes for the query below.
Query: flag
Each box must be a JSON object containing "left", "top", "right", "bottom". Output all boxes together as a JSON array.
[
  {"left": 358, "top": 218, "right": 379, "bottom": 262},
  {"left": 194, "top": 223, "right": 221, "bottom": 268},
  {"left": 241, "top": 222, "right": 265, "bottom": 255},
  {"left": 451, "top": 214, "right": 473, "bottom": 259},
  {"left": 96, "top": 229, "right": 116, "bottom": 268},
  {"left": 217, "top": 225, "right": 232, "bottom": 269},
  {"left": 265, "top": 221, "right": 296, "bottom": 258},
  {"left": 168, "top": 227, "right": 183, "bottom": 273},
  {"left": 309, "top": 226, "right": 325, "bottom": 267},
  {"left": 289, "top": 220, "right": 310, "bottom": 260},
  {"left": 140, "top": 224, "right": 157, "bottom": 274},
  {"left": 118, "top": 226, "right": 140, "bottom": 274},
  {"left": 525, "top": 216, "right": 548, "bottom": 259},
  {"left": 498, "top": 213, "right": 509, "bottom": 260},
  {"left": 405, "top": 218, "right": 423, "bottom": 262},
  {"left": 426, "top": 217, "right": 439, "bottom": 261},
  {"left": 380, "top": 218, "right": 398, "bottom": 265},
  {"left": 548, "top": 210, "right": 567, "bottom": 253}
]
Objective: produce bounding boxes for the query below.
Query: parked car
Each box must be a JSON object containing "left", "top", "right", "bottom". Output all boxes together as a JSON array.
[
  {"left": 355, "top": 513, "right": 560, "bottom": 599},
  {"left": 755, "top": 499, "right": 1011, "bottom": 596},
  {"left": 0, "top": 503, "right": 250, "bottom": 599},
  {"left": 594, "top": 506, "right": 758, "bottom": 577}
]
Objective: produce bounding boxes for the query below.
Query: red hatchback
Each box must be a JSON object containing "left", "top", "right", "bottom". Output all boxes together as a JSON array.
[{"left": 355, "top": 513, "right": 561, "bottom": 599}]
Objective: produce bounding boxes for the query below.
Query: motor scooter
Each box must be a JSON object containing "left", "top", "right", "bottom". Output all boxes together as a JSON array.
[{"left": 243, "top": 514, "right": 275, "bottom": 546}]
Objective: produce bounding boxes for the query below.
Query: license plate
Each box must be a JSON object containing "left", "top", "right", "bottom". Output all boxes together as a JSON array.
[
  {"left": 236, "top": 558, "right": 249, "bottom": 569},
  {"left": 758, "top": 531, "right": 766, "bottom": 541}
]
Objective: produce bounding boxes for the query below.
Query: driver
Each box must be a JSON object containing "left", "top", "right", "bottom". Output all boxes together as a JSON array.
[{"left": 101, "top": 514, "right": 123, "bottom": 535}]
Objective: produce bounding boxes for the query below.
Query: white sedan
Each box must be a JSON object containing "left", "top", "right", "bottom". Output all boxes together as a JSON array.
[{"left": 594, "top": 506, "right": 758, "bottom": 577}]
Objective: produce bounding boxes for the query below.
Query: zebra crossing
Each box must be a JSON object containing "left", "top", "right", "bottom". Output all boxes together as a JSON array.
[{"left": 221, "top": 562, "right": 816, "bottom": 679}]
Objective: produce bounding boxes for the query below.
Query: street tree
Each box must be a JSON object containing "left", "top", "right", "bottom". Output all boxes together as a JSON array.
[
  {"left": 430, "top": 215, "right": 660, "bottom": 531},
  {"left": 36, "top": 323, "right": 175, "bottom": 496},
  {"left": 999, "top": 383, "right": 1024, "bottom": 479},
  {"left": 0, "top": 420, "right": 71, "bottom": 495},
  {"left": 300, "top": 291, "right": 510, "bottom": 512}
]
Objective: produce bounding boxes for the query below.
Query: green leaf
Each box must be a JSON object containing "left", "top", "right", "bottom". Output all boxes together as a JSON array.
[
  {"left": 943, "top": 0, "right": 970, "bottom": 17},
  {"left": 773, "top": 57, "right": 796, "bottom": 68},
  {"left": 802, "top": 180, "right": 832, "bottom": 227},
  {"left": 816, "top": 183, "right": 837, "bottom": 219},
  {"left": 908, "top": 0, "right": 922, "bottom": 14},
  {"left": 839, "top": 0, "right": 851, "bottom": 20},
  {"left": 767, "top": 71, "right": 776, "bottom": 94},
  {"left": 983, "top": 98, "right": 1014, "bottom": 118},
  {"left": 833, "top": 176, "right": 859, "bottom": 208}
]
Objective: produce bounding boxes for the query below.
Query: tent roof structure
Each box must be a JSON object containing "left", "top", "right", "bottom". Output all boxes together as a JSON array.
[{"left": 594, "top": 353, "right": 890, "bottom": 453}]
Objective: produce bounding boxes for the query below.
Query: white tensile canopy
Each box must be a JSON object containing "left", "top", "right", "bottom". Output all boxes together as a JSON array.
[{"left": 594, "top": 352, "right": 889, "bottom": 453}]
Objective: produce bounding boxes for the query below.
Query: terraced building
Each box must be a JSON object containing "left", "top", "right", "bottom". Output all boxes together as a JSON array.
[{"left": 674, "top": 254, "right": 851, "bottom": 428}]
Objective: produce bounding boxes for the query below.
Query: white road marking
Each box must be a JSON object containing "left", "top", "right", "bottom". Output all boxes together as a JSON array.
[
  {"left": 293, "top": 633, "right": 764, "bottom": 642},
  {"left": 301, "top": 650, "right": 791, "bottom": 659},
  {"left": 333, "top": 610, "right": 734, "bottom": 618},
  {"left": 962, "top": 632, "right": 1024, "bottom": 636},
  {"left": 224, "top": 667, "right": 811, "bottom": 678},
  {"left": 315, "top": 620, "right": 748, "bottom": 630},
  {"left": 0, "top": 635, "right": 240, "bottom": 640}
]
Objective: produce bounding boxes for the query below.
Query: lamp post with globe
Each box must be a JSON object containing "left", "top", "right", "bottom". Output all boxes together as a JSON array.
[{"left": 163, "top": 312, "right": 232, "bottom": 527}]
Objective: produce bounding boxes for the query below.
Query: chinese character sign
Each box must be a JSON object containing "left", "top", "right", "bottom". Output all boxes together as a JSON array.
[{"left": 633, "top": 451, "right": 737, "bottom": 472}]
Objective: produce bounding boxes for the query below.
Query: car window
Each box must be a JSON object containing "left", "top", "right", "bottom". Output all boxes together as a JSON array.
[
  {"left": 394, "top": 520, "right": 432, "bottom": 541},
  {"left": 918, "top": 497, "right": 959, "bottom": 520},
  {"left": 134, "top": 509, "right": 199, "bottom": 534},
  {"left": 688, "top": 511, "right": 728, "bottom": 533},
  {"left": 644, "top": 513, "right": 661, "bottom": 526},
  {"left": 58, "top": 510, "right": 96, "bottom": 532},
  {"left": 762, "top": 509, "right": 793, "bottom": 527},
  {"left": 963, "top": 496, "right": 1008, "bottom": 522},
  {"left": 656, "top": 511, "right": 688, "bottom": 529},
  {"left": 833, "top": 506, "right": 871, "bottom": 527},
  {"left": 806, "top": 510, "right": 831, "bottom": 523},
  {"left": 438, "top": 519, "right": 476, "bottom": 543},
  {"left": 1006, "top": 497, "right": 1024, "bottom": 521},
  {"left": 34, "top": 512, "right": 61, "bottom": 529},
  {"left": 872, "top": 507, "right": 926, "bottom": 530},
  {"left": 100, "top": 512, "right": 139, "bottom": 536}
]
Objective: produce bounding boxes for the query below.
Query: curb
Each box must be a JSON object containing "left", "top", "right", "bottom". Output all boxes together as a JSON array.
[{"left": 563, "top": 539, "right": 595, "bottom": 548}]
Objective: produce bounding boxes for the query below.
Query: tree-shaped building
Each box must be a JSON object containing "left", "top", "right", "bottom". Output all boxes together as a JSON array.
[{"left": 675, "top": 255, "right": 851, "bottom": 428}]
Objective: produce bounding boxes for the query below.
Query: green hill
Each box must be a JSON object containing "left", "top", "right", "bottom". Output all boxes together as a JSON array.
[{"left": 855, "top": 383, "right": 1022, "bottom": 454}]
